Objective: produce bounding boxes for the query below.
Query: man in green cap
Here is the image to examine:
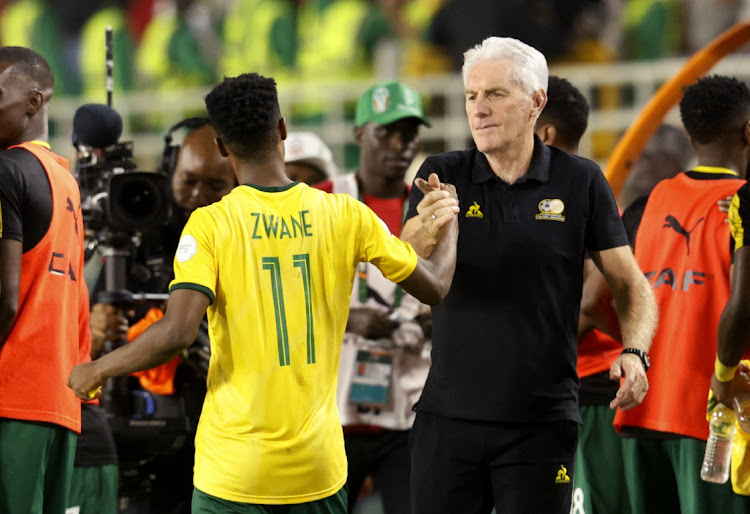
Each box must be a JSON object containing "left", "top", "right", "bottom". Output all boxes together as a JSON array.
[{"left": 314, "top": 80, "right": 431, "bottom": 514}]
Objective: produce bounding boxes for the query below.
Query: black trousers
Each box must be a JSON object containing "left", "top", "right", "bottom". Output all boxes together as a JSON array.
[
  {"left": 410, "top": 412, "right": 579, "bottom": 514},
  {"left": 344, "top": 429, "right": 411, "bottom": 514}
]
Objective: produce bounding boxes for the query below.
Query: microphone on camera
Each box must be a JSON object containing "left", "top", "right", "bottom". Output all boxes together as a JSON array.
[{"left": 72, "top": 103, "right": 123, "bottom": 149}]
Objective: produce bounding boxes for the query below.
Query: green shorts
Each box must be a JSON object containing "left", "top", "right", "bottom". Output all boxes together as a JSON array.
[
  {"left": 67, "top": 464, "right": 119, "bottom": 514},
  {"left": 622, "top": 436, "right": 750, "bottom": 514},
  {"left": 192, "top": 485, "right": 347, "bottom": 514},
  {"left": 573, "top": 404, "right": 629, "bottom": 514},
  {"left": 0, "top": 418, "right": 76, "bottom": 514}
]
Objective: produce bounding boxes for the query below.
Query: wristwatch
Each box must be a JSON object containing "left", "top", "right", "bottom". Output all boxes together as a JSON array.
[{"left": 621, "top": 348, "right": 650, "bottom": 372}]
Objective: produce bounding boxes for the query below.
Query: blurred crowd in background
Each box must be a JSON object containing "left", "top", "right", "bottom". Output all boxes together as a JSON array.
[
  {"left": 2, "top": 0, "right": 750, "bottom": 101},
  {"left": 4, "top": 3, "right": 750, "bottom": 513},
  {"left": 3, "top": 0, "right": 750, "bottom": 173}
]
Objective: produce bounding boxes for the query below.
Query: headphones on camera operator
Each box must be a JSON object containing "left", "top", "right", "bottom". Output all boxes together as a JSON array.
[{"left": 161, "top": 116, "right": 213, "bottom": 177}]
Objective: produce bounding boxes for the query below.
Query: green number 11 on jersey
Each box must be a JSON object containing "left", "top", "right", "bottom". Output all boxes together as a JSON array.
[{"left": 262, "top": 254, "right": 315, "bottom": 366}]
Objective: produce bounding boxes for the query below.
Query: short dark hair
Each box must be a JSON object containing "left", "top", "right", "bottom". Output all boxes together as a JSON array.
[
  {"left": 645, "top": 124, "right": 692, "bottom": 169},
  {"left": 537, "top": 76, "right": 589, "bottom": 147},
  {"left": 204, "top": 73, "right": 281, "bottom": 159},
  {"left": 680, "top": 75, "right": 750, "bottom": 145},
  {"left": 0, "top": 46, "right": 54, "bottom": 90}
]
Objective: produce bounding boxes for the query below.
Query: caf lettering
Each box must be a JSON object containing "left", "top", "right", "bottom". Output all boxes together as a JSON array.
[
  {"left": 48, "top": 251, "right": 77, "bottom": 281},
  {"left": 644, "top": 268, "right": 705, "bottom": 291}
]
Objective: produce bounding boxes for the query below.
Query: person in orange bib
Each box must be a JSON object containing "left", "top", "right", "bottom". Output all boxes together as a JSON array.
[
  {"left": 577, "top": 124, "right": 693, "bottom": 514},
  {"left": 613, "top": 75, "right": 750, "bottom": 513},
  {"left": 0, "top": 46, "right": 92, "bottom": 514}
]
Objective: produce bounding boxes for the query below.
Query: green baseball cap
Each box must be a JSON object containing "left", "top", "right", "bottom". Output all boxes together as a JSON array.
[{"left": 355, "top": 80, "right": 431, "bottom": 128}]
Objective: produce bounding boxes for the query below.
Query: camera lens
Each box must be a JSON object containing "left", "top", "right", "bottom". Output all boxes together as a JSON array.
[
  {"left": 108, "top": 172, "right": 170, "bottom": 230},
  {"left": 121, "top": 179, "right": 158, "bottom": 220}
]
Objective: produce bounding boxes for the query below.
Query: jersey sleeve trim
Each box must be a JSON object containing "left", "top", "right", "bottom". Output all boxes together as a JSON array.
[
  {"left": 730, "top": 190, "right": 747, "bottom": 252},
  {"left": 390, "top": 246, "right": 419, "bottom": 284},
  {"left": 0, "top": 231, "right": 23, "bottom": 242},
  {"left": 169, "top": 282, "right": 216, "bottom": 304}
]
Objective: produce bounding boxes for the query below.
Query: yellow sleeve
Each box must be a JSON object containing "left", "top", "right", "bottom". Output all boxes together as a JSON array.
[
  {"left": 729, "top": 185, "right": 750, "bottom": 252},
  {"left": 351, "top": 199, "right": 418, "bottom": 284},
  {"left": 169, "top": 208, "right": 218, "bottom": 303}
]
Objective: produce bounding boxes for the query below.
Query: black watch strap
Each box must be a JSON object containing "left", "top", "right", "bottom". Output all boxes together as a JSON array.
[{"left": 621, "top": 348, "right": 650, "bottom": 372}]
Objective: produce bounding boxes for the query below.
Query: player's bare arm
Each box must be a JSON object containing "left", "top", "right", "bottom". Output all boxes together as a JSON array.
[
  {"left": 579, "top": 258, "right": 623, "bottom": 341},
  {"left": 68, "top": 288, "right": 210, "bottom": 400},
  {"left": 399, "top": 174, "right": 459, "bottom": 305},
  {"left": 0, "top": 239, "right": 22, "bottom": 351},
  {"left": 714, "top": 248, "right": 750, "bottom": 404}
]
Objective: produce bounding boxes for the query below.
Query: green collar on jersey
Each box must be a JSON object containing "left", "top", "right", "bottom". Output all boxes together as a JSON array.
[{"left": 242, "top": 182, "right": 300, "bottom": 192}]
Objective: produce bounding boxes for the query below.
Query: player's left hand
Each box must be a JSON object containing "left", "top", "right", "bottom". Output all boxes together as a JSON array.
[
  {"left": 609, "top": 352, "right": 649, "bottom": 410},
  {"left": 68, "top": 361, "right": 107, "bottom": 401},
  {"left": 710, "top": 362, "right": 750, "bottom": 407}
]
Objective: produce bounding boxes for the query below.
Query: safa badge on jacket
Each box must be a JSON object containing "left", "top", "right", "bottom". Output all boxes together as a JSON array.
[{"left": 535, "top": 199, "right": 566, "bottom": 222}]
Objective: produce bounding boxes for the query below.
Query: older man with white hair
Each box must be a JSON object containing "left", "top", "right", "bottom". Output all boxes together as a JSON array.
[{"left": 402, "top": 36, "right": 657, "bottom": 514}]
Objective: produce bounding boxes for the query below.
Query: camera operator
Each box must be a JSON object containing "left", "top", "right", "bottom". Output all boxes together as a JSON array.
[{"left": 87, "top": 117, "right": 235, "bottom": 513}]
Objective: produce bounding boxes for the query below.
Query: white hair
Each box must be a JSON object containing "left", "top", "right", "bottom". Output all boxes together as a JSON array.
[{"left": 462, "top": 37, "right": 548, "bottom": 96}]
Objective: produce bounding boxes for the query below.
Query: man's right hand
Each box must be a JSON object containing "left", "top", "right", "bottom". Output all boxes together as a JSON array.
[
  {"left": 347, "top": 307, "right": 398, "bottom": 339},
  {"left": 414, "top": 173, "right": 459, "bottom": 234},
  {"left": 403, "top": 173, "right": 459, "bottom": 258},
  {"left": 90, "top": 303, "right": 129, "bottom": 358}
]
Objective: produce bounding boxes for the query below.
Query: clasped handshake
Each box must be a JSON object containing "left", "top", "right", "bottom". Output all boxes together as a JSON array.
[{"left": 413, "top": 173, "right": 460, "bottom": 238}]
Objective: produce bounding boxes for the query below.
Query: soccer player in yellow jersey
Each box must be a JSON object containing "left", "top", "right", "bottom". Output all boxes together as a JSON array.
[{"left": 68, "top": 72, "right": 460, "bottom": 513}]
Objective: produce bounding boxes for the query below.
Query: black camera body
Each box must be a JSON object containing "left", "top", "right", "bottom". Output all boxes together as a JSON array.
[{"left": 76, "top": 140, "right": 171, "bottom": 235}]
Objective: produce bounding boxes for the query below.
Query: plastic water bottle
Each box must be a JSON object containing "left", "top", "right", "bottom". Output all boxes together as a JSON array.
[
  {"left": 701, "top": 404, "right": 736, "bottom": 483},
  {"left": 732, "top": 371, "right": 750, "bottom": 434}
]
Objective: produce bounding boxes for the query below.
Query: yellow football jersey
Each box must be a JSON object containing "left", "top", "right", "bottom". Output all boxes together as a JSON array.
[{"left": 169, "top": 182, "right": 417, "bottom": 504}]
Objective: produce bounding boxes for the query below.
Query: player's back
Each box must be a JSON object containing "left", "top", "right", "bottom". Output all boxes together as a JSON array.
[{"left": 173, "top": 182, "right": 417, "bottom": 503}]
